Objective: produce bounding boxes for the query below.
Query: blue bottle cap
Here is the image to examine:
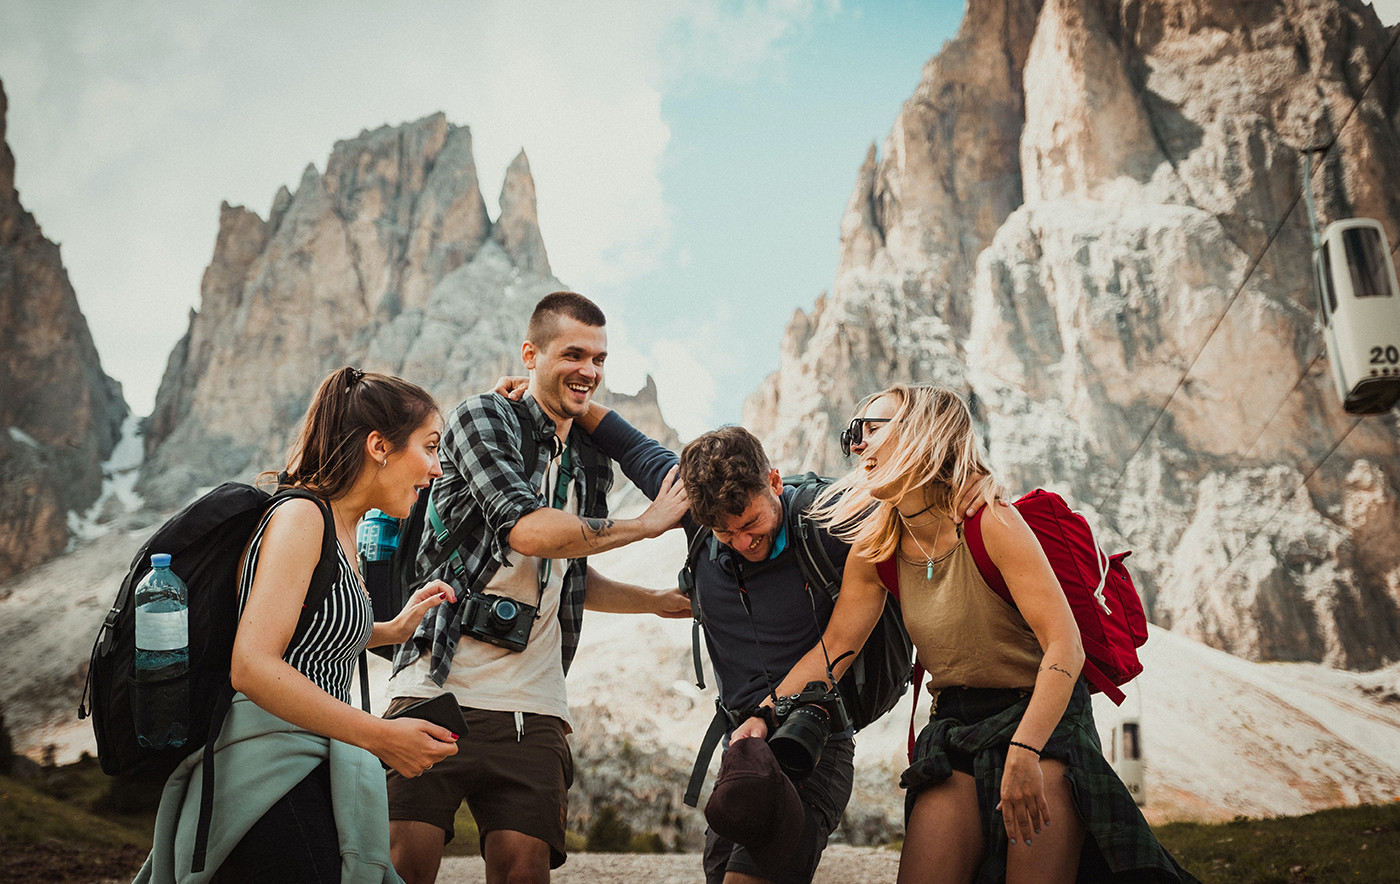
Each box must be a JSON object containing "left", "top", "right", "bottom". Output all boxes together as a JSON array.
[{"left": 150, "top": 553, "right": 172, "bottom": 568}]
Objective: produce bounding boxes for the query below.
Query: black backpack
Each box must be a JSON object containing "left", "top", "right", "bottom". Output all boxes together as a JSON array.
[
  {"left": 78, "top": 483, "right": 343, "bottom": 871},
  {"left": 680, "top": 472, "right": 914, "bottom": 805},
  {"left": 365, "top": 395, "right": 610, "bottom": 659}
]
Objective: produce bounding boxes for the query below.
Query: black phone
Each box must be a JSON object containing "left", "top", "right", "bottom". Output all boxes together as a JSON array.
[{"left": 387, "top": 693, "right": 468, "bottom": 738}]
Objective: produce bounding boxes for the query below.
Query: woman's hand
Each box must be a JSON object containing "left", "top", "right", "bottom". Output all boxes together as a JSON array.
[
  {"left": 997, "top": 744, "right": 1051, "bottom": 846},
  {"left": 372, "top": 716, "right": 460, "bottom": 778},
  {"left": 373, "top": 580, "right": 456, "bottom": 647}
]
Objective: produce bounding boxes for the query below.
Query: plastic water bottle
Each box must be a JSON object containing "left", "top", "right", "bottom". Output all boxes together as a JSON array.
[
  {"left": 134, "top": 553, "right": 189, "bottom": 749},
  {"left": 358, "top": 510, "right": 401, "bottom": 622},
  {"left": 357, "top": 509, "right": 400, "bottom": 562}
]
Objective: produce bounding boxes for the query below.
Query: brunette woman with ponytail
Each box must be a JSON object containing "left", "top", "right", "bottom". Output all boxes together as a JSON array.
[{"left": 142, "top": 367, "right": 460, "bottom": 884}]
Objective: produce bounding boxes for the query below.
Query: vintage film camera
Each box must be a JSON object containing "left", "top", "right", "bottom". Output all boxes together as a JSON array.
[
  {"left": 768, "top": 680, "right": 853, "bottom": 780},
  {"left": 461, "top": 592, "right": 537, "bottom": 652}
]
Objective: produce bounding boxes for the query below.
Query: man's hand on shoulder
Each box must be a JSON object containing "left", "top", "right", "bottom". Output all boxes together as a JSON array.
[
  {"left": 951, "top": 472, "right": 1007, "bottom": 524},
  {"left": 491, "top": 375, "right": 530, "bottom": 400},
  {"left": 636, "top": 465, "right": 688, "bottom": 536}
]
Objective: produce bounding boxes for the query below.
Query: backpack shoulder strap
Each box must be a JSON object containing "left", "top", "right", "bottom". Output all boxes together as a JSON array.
[
  {"left": 268, "top": 489, "right": 340, "bottom": 643},
  {"left": 570, "top": 428, "right": 612, "bottom": 518},
  {"left": 785, "top": 473, "right": 840, "bottom": 602},
  {"left": 680, "top": 527, "right": 713, "bottom": 690},
  {"left": 963, "top": 504, "right": 1012, "bottom": 604},
  {"left": 875, "top": 555, "right": 899, "bottom": 600},
  {"left": 505, "top": 395, "right": 543, "bottom": 479}
]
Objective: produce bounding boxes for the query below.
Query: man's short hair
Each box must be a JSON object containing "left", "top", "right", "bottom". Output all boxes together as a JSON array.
[
  {"left": 679, "top": 426, "right": 773, "bottom": 529},
  {"left": 527, "top": 291, "right": 606, "bottom": 350}
]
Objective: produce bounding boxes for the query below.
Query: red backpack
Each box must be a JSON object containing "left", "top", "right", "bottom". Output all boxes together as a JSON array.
[{"left": 877, "top": 489, "right": 1148, "bottom": 761}]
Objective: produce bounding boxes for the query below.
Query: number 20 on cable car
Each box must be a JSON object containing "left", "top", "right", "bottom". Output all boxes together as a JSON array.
[{"left": 1316, "top": 218, "right": 1400, "bottom": 414}]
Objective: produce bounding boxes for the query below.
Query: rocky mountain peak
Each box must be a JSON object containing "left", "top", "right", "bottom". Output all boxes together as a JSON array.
[
  {"left": 492, "top": 149, "right": 550, "bottom": 275},
  {"left": 749, "top": 0, "right": 1400, "bottom": 670},
  {"left": 0, "top": 78, "right": 128, "bottom": 581},
  {"left": 137, "top": 114, "right": 663, "bottom": 510}
]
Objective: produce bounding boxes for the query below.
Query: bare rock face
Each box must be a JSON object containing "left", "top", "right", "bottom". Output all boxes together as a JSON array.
[
  {"left": 492, "top": 150, "right": 551, "bottom": 275},
  {"left": 140, "top": 117, "right": 558, "bottom": 507},
  {"left": 749, "top": 0, "right": 1400, "bottom": 669},
  {"left": 140, "top": 114, "right": 680, "bottom": 511},
  {"left": 746, "top": 0, "right": 1043, "bottom": 469},
  {"left": 0, "top": 79, "right": 128, "bottom": 581}
]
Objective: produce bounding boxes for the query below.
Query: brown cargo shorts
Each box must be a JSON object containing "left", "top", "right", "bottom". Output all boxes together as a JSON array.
[{"left": 385, "top": 699, "right": 574, "bottom": 868}]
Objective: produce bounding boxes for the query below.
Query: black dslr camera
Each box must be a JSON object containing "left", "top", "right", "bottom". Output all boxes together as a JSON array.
[
  {"left": 461, "top": 592, "right": 537, "bottom": 652},
  {"left": 768, "top": 680, "right": 853, "bottom": 781}
]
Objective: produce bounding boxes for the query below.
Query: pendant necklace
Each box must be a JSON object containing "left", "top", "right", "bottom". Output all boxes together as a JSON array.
[{"left": 900, "top": 515, "right": 943, "bottom": 581}]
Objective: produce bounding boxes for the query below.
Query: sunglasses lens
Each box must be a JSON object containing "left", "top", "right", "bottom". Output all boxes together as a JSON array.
[{"left": 840, "top": 419, "right": 862, "bottom": 456}]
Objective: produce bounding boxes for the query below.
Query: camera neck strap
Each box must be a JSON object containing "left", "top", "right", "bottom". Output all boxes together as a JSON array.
[
  {"left": 799, "top": 577, "right": 853, "bottom": 697},
  {"left": 734, "top": 564, "right": 852, "bottom": 708},
  {"left": 734, "top": 564, "right": 782, "bottom": 708},
  {"left": 738, "top": 564, "right": 853, "bottom": 712}
]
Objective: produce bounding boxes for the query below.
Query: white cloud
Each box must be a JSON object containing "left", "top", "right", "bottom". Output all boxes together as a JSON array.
[
  {"left": 645, "top": 337, "right": 719, "bottom": 442},
  {"left": 0, "top": 0, "right": 828, "bottom": 422},
  {"left": 600, "top": 320, "right": 717, "bottom": 442}
]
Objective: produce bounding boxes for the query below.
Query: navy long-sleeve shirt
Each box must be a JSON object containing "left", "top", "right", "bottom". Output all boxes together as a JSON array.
[{"left": 591, "top": 410, "right": 849, "bottom": 715}]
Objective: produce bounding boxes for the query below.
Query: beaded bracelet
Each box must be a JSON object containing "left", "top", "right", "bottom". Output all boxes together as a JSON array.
[{"left": 1008, "top": 740, "right": 1043, "bottom": 757}]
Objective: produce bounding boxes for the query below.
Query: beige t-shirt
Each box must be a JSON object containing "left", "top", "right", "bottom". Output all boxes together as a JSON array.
[
  {"left": 387, "top": 449, "right": 575, "bottom": 730},
  {"left": 898, "top": 530, "right": 1043, "bottom": 694}
]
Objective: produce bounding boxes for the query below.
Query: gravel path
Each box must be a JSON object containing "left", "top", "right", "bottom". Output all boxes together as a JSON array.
[{"left": 437, "top": 845, "right": 901, "bottom": 883}]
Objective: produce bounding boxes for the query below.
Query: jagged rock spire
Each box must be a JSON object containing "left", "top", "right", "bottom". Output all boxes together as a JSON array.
[{"left": 492, "top": 149, "right": 550, "bottom": 275}]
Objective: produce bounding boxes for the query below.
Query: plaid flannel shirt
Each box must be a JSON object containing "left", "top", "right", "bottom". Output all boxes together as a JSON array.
[
  {"left": 900, "top": 681, "right": 1200, "bottom": 882},
  {"left": 390, "top": 392, "right": 611, "bottom": 685}
]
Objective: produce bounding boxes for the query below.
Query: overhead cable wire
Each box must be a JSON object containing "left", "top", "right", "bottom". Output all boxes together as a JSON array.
[{"left": 1091, "top": 24, "right": 1400, "bottom": 514}]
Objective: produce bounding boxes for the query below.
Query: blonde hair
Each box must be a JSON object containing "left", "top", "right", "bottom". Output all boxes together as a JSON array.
[{"left": 811, "top": 384, "right": 1001, "bottom": 561}]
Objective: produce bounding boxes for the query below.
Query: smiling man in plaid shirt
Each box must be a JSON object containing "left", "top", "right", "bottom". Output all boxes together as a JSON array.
[{"left": 385, "top": 292, "right": 690, "bottom": 884}]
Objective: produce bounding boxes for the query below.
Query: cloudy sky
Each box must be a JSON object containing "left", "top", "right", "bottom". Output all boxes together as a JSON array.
[
  {"left": 4, "top": 1, "right": 1397, "bottom": 440},
  {"left": 0, "top": 0, "right": 968, "bottom": 439}
]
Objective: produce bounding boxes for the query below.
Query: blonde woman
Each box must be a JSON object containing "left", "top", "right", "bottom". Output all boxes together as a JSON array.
[{"left": 770, "top": 384, "right": 1198, "bottom": 883}]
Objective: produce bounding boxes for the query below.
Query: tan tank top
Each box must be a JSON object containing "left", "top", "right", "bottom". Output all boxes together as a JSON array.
[{"left": 898, "top": 530, "right": 1043, "bottom": 691}]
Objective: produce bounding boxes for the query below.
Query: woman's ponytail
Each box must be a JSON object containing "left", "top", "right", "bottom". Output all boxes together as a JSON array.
[{"left": 269, "top": 366, "right": 438, "bottom": 500}]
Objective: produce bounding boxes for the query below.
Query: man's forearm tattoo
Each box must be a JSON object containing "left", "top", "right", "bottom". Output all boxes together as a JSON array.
[{"left": 579, "top": 517, "right": 617, "bottom": 546}]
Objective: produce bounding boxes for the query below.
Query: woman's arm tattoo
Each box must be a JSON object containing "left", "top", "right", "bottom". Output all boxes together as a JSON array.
[{"left": 1041, "top": 662, "right": 1075, "bottom": 680}]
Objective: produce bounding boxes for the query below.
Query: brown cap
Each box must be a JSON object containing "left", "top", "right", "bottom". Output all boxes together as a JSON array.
[{"left": 703, "top": 737, "right": 808, "bottom": 875}]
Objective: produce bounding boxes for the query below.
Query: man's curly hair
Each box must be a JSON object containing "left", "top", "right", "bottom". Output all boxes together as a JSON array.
[{"left": 679, "top": 426, "right": 772, "bottom": 530}]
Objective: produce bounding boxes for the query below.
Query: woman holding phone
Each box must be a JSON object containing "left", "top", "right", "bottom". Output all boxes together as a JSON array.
[{"left": 137, "top": 367, "right": 460, "bottom": 884}]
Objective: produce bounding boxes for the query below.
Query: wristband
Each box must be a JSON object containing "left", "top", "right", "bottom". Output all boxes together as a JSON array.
[{"left": 1008, "top": 740, "right": 1043, "bottom": 757}]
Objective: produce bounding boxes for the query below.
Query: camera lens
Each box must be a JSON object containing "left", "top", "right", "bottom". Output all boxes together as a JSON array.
[
  {"left": 489, "top": 598, "right": 519, "bottom": 632},
  {"left": 768, "top": 705, "right": 831, "bottom": 781}
]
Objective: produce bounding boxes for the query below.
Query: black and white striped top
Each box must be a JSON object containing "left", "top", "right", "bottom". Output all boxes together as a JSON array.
[{"left": 237, "top": 497, "right": 372, "bottom": 704}]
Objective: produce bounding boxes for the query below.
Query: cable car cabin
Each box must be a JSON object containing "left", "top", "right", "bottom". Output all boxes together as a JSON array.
[
  {"left": 1316, "top": 218, "right": 1400, "bottom": 414},
  {"left": 1106, "top": 718, "right": 1146, "bottom": 807}
]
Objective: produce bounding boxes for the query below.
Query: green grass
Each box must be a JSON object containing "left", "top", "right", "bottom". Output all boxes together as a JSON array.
[
  {"left": 1154, "top": 802, "right": 1400, "bottom": 883},
  {"left": 1, "top": 761, "right": 155, "bottom": 883},
  {"left": 0, "top": 773, "right": 150, "bottom": 848}
]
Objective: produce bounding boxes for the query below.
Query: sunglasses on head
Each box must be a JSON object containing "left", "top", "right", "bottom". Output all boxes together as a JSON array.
[{"left": 839, "top": 417, "right": 893, "bottom": 457}]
